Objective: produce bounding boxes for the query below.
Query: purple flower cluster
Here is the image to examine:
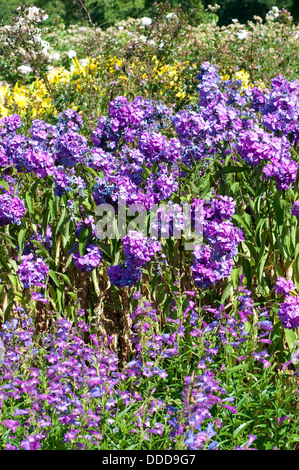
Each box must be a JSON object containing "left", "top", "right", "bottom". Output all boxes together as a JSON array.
[
  {"left": 92, "top": 96, "right": 171, "bottom": 150},
  {"left": 291, "top": 201, "right": 299, "bottom": 218},
  {"left": 0, "top": 114, "right": 22, "bottom": 137},
  {"left": 191, "top": 196, "right": 244, "bottom": 289},
  {"left": 107, "top": 231, "right": 160, "bottom": 287},
  {"left": 237, "top": 127, "right": 297, "bottom": 190},
  {"left": 17, "top": 254, "right": 49, "bottom": 288},
  {"left": 0, "top": 187, "right": 26, "bottom": 227},
  {"left": 171, "top": 63, "right": 298, "bottom": 193},
  {"left": 278, "top": 295, "right": 299, "bottom": 329},
  {"left": 107, "top": 263, "right": 142, "bottom": 288},
  {"left": 72, "top": 244, "right": 102, "bottom": 272},
  {"left": 261, "top": 75, "right": 299, "bottom": 145},
  {"left": 122, "top": 231, "right": 161, "bottom": 267},
  {"left": 274, "top": 277, "right": 296, "bottom": 295}
]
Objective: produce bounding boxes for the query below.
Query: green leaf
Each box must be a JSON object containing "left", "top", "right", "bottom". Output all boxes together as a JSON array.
[
  {"left": 0, "top": 179, "right": 9, "bottom": 192},
  {"left": 79, "top": 227, "right": 89, "bottom": 256},
  {"left": 220, "top": 166, "right": 249, "bottom": 174},
  {"left": 49, "top": 270, "right": 61, "bottom": 288},
  {"left": 232, "top": 214, "right": 252, "bottom": 236},
  {"left": 26, "top": 193, "right": 34, "bottom": 214},
  {"left": 285, "top": 329, "right": 298, "bottom": 351},
  {"left": 55, "top": 206, "right": 66, "bottom": 235},
  {"left": 17, "top": 228, "right": 27, "bottom": 259}
]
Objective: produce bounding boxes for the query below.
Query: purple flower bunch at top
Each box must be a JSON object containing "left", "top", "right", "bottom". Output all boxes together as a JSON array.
[
  {"left": 0, "top": 188, "right": 26, "bottom": 226},
  {"left": 237, "top": 126, "right": 297, "bottom": 190},
  {"left": 72, "top": 244, "right": 102, "bottom": 272},
  {"left": 12, "top": 140, "right": 55, "bottom": 178},
  {"left": 197, "top": 62, "right": 224, "bottom": 108},
  {"left": 138, "top": 131, "right": 180, "bottom": 166},
  {"left": 122, "top": 231, "right": 161, "bottom": 267},
  {"left": 17, "top": 254, "right": 49, "bottom": 288},
  {"left": 92, "top": 97, "right": 144, "bottom": 149},
  {"left": 30, "top": 119, "right": 58, "bottom": 146},
  {"left": 173, "top": 63, "right": 247, "bottom": 166},
  {"left": 261, "top": 75, "right": 299, "bottom": 145},
  {"left": 274, "top": 277, "right": 296, "bottom": 295},
  {"left": 55, "top": 130, "right": 88, "bottom": 167},
  {"left": 278, "top": 295, "right": 299, "bottom": 329},
  {"left": 92, "top": 96, "right": 172, "bottom": 151}
]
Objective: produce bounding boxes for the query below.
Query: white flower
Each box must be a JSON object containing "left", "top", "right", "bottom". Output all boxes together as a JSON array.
[
  {"left": 139, "top": 35, "right": 147, "bottom": 43},
  {"left": 141, "top": 17, "right": 152, "bottom": 26},
  {"left": 165, "top": 13, "right": 175, "bottom": 20},
  {"left": 237, "top": 30, "right": 249, "bottom": 40},
  {"left": 40, "top": 39, "right": 50, "bottom": 51},
  {"left": 17, "top": 65, "right": 33, "bottom": 74},
  {"left": 265, "top": 6, "right": 281, "bottom": 21},
  {"left": 26, "top": 6, "right": 48, "bottom": 22},
  {"left": 49, "top": 52, "right": 61, "bottom": 61},
  {"left": 79, "top": 59, "right": 88, "bottom": 66},
  {"left": 67, "top": 50, "right": 77, "bottom": 59}
]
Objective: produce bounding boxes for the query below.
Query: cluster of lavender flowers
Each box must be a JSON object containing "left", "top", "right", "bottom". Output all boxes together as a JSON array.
[
  {"left": 0, "top": 186, "right": 26, "bottom": 227},
  {"left": 17, "top": 254, "right": 49, "bottom": 289},
  {"left": 191, "top": 196, "right": 244, "bottom": 289},
  {"left": 70, "top": 216, "right": 102, "bottom": 272},
  {"left": 91, "top": 96, "right": 179, "bottom": 211},
  {"left": 172, "top": 62, "right": 298, "bottom": 191},
  {"left": 107, "top": 231, "right": 161, "bottom": 287},
  {"left": 274, "top": 277, "right": 299, "bottom": 329},
  {"left": 0, "top": 312, "right": 119, "bottom": 449}
]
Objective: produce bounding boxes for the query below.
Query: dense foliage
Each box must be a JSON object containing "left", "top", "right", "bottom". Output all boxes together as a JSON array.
[{"left": 1, "top": 0, "right": 299, "bottom": 26}]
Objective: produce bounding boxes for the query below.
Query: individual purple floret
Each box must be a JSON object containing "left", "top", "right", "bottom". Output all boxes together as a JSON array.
[
  {"left": 278, "top": 295, "right": 299, "bottom": 329},
  {"left": 274, "top": 277, "right": 296, "bottom": 295},
  {"left": 17, "top": 254, "right": 49, "bottom": 288},
  {"left": 72, "top": 244, "right": 102, "bottom": 272}
]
